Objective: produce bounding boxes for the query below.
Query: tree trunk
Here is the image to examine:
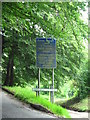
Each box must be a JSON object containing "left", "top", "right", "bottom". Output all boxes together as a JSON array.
[
  {"left": 4, "top": 54, "right": 11, "bottom": 86},
  {"left": 9, "top": 47, "right": 14, "bottom": 86},
  {"left": 4, "top": 45, "right": 14, "bottom": 86}
]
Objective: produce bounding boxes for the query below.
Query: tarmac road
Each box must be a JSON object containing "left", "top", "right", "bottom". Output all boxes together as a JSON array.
[
  {"left": 0, "top": 90, "right": 56, "bottom": 119},
  {"left": 0, "top": 89, "right": 89, "bottom": 119},
  {"left": 68, "top": 109, "right": 89, "bottom": 118}
]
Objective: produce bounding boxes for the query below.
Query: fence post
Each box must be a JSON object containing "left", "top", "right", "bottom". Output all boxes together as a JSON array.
[{"left": 36, "top": 85, "right": 38, "bottom": 97}]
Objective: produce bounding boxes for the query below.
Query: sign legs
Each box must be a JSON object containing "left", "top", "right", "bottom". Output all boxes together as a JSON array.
[
  {"left": 51, "top": 68, "right": 54, "bottom": 103},
  {"left": 38, "top": 68, "right": 40, "bottom": 96},
  {"left": 37, "top": 68, "right": 55, "bottom": 103}
]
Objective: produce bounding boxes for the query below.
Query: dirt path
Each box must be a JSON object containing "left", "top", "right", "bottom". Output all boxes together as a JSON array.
[{"left": 68, "top": 109, "right": 89, "bottom": 119}]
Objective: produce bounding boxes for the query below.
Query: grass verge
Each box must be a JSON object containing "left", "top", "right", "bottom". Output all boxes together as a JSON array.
[
  {"left": 56, "top": 96, "right": 89, "bottom": 112},
  {"left": 4, "top": 86, "right": 71, "bottom": 118}
]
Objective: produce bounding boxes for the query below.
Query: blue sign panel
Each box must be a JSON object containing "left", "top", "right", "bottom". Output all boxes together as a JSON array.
[{"left": 36, "top": 38, "right": 56, "bottom": 68}]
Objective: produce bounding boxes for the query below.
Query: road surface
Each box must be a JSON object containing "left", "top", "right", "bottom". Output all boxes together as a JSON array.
[
  {"left": 0, "top": 89, "right": 89, "bottom": 119},
  {"left": 0, "top": 90, "right": 56, "bottom": 119},
  {"left": 0, "top": 89, "right": 2, "bottom": 119},
  {"left": 68, "top": 109, "right": 89, "bottom": 118}
]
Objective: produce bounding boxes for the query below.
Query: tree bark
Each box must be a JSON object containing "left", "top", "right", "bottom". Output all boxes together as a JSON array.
[
  {"left": 4, "top": 53, "right": 11, "bottom": 86},
  {"left": 9, "top": 46, "right": 14, "bottom": 86},
  {"left": 4, "top": 45, "right": 14, "bottom": 86}
]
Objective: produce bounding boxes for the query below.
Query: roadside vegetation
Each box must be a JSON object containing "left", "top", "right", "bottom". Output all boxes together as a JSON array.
[
  {"left": 4, "top": 86, "right": 71, "bottom": 118},
  {"left": 56, "top": 97, "right": 89, "bottom": 112},
  {"left": 2, "top": 2, "right": 89, "bottom": 118}
]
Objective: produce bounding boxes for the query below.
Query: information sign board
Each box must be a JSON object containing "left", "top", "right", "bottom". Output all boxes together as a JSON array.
[{"left": 36, "top": 38, "right": 56, "bottom": 68}]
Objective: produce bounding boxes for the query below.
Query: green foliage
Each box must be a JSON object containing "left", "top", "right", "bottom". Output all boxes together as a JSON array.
[
  {"left": 76, "top": 60, "right": 88, "bottom": 99},
  {"left": 59, "top": 80, "right": 78, "bottom": 98},
  {"left": 2, "top": 2, "right": 88, "bottom": 99},
  {"left": 70, "top": 97, "right": 89, "bottom": 111}
]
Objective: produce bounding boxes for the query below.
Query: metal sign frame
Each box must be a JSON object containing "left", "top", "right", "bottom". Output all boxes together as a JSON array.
[
  {"left": 35, "top": 38, "right": 57, "bottom": 103},
  {"left": 36, "top": 38, "right": 56, "bottom": 68}
]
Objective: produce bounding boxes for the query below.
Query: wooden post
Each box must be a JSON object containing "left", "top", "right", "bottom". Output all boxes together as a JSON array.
[
  {"left": 52, "top": 68, "right": 54, "bottom": 103},
  {"left": 49, "top": 86, "right": 50, "bottom": 101},
  {"left": 38, "top": 68, "right": 40, "bottom": 96},
  {"left": 50, "top": 86, "right": 53, "bottom": 103},
  {"left": 36, "top": 85, "right": 38, "bottom": 97}
]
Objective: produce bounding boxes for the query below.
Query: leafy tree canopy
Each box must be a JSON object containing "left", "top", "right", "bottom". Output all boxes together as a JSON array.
[{"left": 2, "top": 2, "right": 88, "bottom": 99}]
